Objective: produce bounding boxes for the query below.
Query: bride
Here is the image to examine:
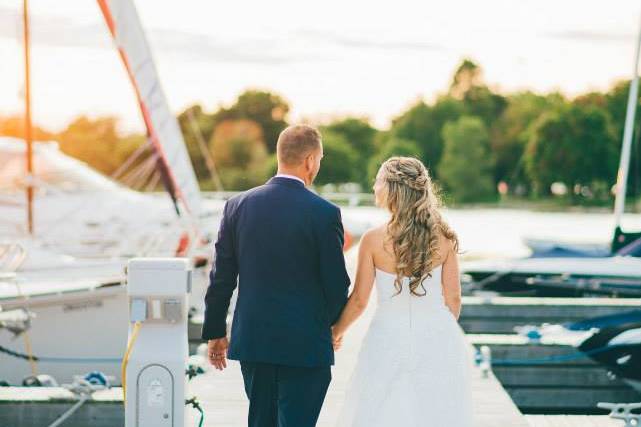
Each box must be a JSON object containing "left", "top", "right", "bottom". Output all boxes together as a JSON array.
[{"left": 332, "top": 156, "right": 474, "bottom": 427}]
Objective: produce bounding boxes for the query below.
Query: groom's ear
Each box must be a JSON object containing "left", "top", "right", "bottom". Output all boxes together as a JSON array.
[{"left": 304, "top": 152, "right": 315, "bottom": 171}]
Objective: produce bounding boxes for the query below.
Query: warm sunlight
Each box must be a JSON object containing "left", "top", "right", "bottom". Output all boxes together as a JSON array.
[
  {"left": 2, "top": 2, "right": 641, "bottom": 426},
  {"left": 0, "top": 0, "right": 639, "bottom": 131}
]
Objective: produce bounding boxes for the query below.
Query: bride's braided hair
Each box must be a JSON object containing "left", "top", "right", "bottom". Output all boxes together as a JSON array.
[{"left": 381, "top": 157, "right": 459, "bottom": 296}]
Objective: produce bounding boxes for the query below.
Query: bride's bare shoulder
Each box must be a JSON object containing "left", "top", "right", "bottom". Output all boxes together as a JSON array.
[
  {"left": 435, "top": 231, "right": 456, "bottom": 263},
  {"left": 360, "top": 225, "right": 387, "bottom": 250}
]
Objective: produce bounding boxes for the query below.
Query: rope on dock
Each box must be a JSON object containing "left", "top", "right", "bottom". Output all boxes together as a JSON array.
[{"left": 46, "top": 394, "right": 90, "bottom": 427}]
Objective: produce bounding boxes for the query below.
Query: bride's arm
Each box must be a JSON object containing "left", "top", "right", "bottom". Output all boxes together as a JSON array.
[
  {"left": 441, "top": 239, "right": 462, "bottom": 320},
  {"left": 332, "top": 232, "right": 376, "bottom": 341}
]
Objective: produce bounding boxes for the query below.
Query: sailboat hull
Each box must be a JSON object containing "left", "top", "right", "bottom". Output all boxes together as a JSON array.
[
  {"left": 0, "top": 284, "right": 128, "bottom": 386},
  {"left": 0, "top": 264, "right": 211, "bottom": 386}
]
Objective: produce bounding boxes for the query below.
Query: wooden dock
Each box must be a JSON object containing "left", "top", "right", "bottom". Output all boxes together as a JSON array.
[
  {"left": 468, "top": 334, "right": 639, "bottom": 412},
  {"left": 189, "top": 247, "right": 529, "bottom": 427},
  {"left": 460, "top": 295, "right": 641, "bottom": 334}
]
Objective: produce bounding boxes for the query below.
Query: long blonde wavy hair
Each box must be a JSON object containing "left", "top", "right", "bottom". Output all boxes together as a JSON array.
[{"left": 379, "top": 157, "right": 459, "bottom": 296}]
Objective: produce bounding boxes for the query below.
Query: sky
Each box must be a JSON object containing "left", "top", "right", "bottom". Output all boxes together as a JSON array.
[{"left": 0, "top": 0, "right": 640, "bottom": 133}]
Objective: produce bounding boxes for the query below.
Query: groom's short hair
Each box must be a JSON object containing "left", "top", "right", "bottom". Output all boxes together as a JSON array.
[{"left": 277, "top": 125, "right": 322, "bottom": 166}]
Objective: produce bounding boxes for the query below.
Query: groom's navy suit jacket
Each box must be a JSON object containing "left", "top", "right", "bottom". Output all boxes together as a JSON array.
[{"left": 201, "top": 176, "right": 350, "bottom": 367}]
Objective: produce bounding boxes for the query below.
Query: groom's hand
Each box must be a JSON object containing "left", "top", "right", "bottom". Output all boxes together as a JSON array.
[{"left": 208, "top": 337, "right": 229, "bottom": 370}]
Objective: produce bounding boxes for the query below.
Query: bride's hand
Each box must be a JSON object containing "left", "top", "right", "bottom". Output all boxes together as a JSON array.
[{"left": 332, "top": 327, "right": 344, "bottom": 351}]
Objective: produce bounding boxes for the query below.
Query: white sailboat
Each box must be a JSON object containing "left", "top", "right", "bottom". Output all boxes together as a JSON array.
[{"left": 0, "top": 0, "right": 219, "bottom": 386}]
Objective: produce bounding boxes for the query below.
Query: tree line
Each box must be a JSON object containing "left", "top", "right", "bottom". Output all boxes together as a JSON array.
[{"left": 1, "top": 58, "right": 639, "bottom": 205}]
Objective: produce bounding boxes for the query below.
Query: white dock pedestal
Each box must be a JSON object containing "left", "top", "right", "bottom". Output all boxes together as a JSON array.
[{"left": 125, "top": 258, "right": 191, "bottom": 427}]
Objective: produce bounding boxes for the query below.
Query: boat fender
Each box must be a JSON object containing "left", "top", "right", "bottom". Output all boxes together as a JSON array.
[
  {"left": 175, "top": 232, "right": 190, "bottom": 256},
  {"left": 22, "top": 374, "right": 59, "bottom": 387},
  {"left": 84, "top": 371, "right": 109, "bottom": 387}
]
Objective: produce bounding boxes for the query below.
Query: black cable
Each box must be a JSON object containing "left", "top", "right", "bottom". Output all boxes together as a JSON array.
[
  {"left": 0, "top": 344, "right": 119, "bottom": 363},
  {"left": 185, "top": 397, "right": 205, "bottom": 427},
  {"left": 0, "top": 344, "right": 39, "bottom": 361}
]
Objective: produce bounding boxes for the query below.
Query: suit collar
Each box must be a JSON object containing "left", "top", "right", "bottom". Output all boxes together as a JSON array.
[
  {"left": 267, "top": 176, "right": 306, "bottom": 189},
  {"left": 274, "top": 173, "right": 306, "bottom": 185}
]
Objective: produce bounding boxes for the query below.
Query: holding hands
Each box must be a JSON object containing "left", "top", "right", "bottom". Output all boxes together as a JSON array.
[{"left": 332, "top": 326, "right": 344, "bottom": 351}]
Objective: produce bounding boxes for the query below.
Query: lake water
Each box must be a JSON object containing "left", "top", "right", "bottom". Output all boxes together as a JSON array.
[{"left": 340, "top": 206, "right": 641, "bottom": 260}]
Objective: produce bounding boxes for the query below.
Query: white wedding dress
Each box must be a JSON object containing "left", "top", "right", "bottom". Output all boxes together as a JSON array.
[{"left": 336, "top": 265, "right": 475, "bottom": 427}]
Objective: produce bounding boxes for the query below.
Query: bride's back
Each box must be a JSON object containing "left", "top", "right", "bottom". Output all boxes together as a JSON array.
[
  {"left": 367, "top": 224, "right": 449, "bottom": 280},
  {"left": 365, "top": 225, "right": 456, "bottom": 322}
]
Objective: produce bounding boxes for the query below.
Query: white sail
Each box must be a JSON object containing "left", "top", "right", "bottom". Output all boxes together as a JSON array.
[{"left": 97, "top": 0, "right": 202, "bottom": 217}]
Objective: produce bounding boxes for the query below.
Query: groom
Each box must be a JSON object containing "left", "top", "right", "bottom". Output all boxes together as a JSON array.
[{"left": 202, "top": 124, "right": 351, "bottom": 427}]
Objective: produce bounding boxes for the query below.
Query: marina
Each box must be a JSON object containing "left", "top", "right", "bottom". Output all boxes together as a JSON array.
[
  {"left": 2, "top": 0, "right": 641, "bottom": 426},
  {"left": 2, "top": 248, "right": 640, "bottom": 426},
  {"left": 0, "top": 247, "right": 531, "bottom": 427}
]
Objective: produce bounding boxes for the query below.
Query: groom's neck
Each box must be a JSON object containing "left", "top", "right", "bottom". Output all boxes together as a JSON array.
[{"left": 276, "top": 168, "right": 308, "bottom": 186}]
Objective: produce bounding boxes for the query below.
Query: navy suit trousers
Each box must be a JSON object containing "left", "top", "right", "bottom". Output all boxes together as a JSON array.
[{"left": 240, "top": 362, "right": 331, "bottom": 427}]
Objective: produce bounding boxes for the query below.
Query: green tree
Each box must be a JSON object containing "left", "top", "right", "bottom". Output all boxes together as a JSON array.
[
  {"left": 315, "top": 131, "right": 359, "bottom": 185},
  {"left": 604, "top": 81, "right": 641, "bottom": 198},
  {"left": 215, "top": 90, "right": 289, "bottom": 153},
  {"left": 524, "top": 104, "right": 618, "bottom": 198},
  {"left": 390, "top": 96, "right": 464, "bottom": 173},
  {"left": 438, "top": 116, "right": 495, "bottom": 203},
  {"left": 367, "top": 137, "right": 422, "bottom": 184},
  {"left": 209, "top": 119, "right": 271, "bottom": 190},
  {"left": 463, "top": 85, "right": 507, "bottom": 128},
  {"left": 57, "top": 116, "right": 144, "bottom": 176},
  {"left": 322, "top": 118, "right": 378, "bottom": 187},
  {"left": 491, "top": 92, "right": 566, "bottom": 187},
  {"left": 449, "top": 58, "right": 507, "bottom": 128},
  {"left": 449, "top": 59, "right": 483, "bottom": 99},
  {"left": 605, "top": 81, "right": 632, "bottom": 140}
]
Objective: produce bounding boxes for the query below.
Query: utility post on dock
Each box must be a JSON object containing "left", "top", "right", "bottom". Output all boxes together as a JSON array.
[{"left": 124, "top": 258, "right": 191, "bottom": 427}]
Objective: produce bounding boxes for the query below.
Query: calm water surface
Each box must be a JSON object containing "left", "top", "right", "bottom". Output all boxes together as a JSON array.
[{"left": 341, "top": 207, "right": 641, "bottom": 260}]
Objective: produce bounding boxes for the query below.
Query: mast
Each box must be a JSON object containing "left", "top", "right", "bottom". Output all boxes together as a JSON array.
[
  {"left": 23, "top": 0, "right": 34, "bottom": 235},
  {"left": 613, "top": 10, "right": 641, "bottom": 229},
  {"left": 97, "top": 0, "right": 202, "bottom": 218}
]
